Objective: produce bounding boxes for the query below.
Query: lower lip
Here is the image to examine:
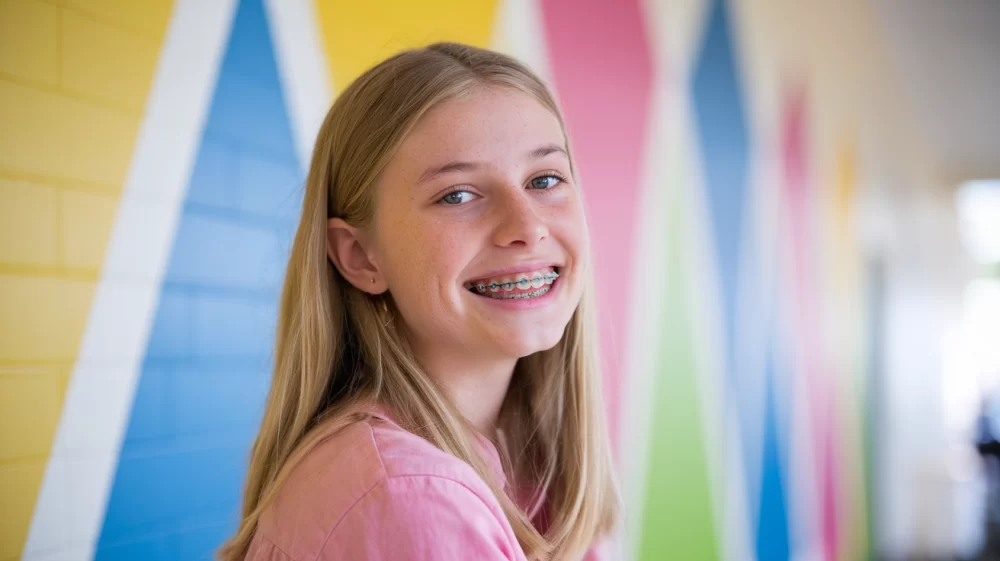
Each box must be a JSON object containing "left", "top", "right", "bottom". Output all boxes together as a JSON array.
[{"left": 466, "top": 276, "right": 561, "bottom": 310}]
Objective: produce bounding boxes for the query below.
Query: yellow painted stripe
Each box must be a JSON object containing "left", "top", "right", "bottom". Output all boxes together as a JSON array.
[
  {"left": 314, "top": 0, "right": 499, "bottom": 93},
  {"left": 0, "top": 1, "right": 173, "bottom": 558},
  {"left": 831, "top": 142, "right": 871, "bottom": 561}
]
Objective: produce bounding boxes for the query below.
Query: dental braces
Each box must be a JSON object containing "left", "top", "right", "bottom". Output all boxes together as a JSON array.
[
  {"left": 488, "top": 288, "right": 551, "bottom": 300},
  {"left": 474, "top": 271, "right": 559, "bottom": 293}
]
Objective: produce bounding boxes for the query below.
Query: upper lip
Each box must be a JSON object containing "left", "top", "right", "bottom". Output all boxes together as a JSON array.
[{"left": 465, "top": 262, "right": 561, "bottom": 283}]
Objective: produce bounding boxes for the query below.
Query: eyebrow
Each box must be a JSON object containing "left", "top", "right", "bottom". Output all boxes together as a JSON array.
[
  {"left": 528, "top": 143, "right": 568, "bottom": 160},
  {"left": 417, "top": 143, "right": 568, "bottom": 185}
]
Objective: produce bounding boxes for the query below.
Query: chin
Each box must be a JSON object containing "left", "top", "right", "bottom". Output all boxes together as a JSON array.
[{"left": 498, "top": 325, "right": 566, "bottom": 358}]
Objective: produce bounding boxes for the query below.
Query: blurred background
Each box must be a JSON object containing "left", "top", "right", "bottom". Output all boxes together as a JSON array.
[{"left": 1, "top": 0, "right": 998, "bottom": 560}]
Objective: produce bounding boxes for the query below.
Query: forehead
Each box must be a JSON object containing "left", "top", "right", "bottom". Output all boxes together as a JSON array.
[{"left": 388, "top": 87, "right": 566, "bottom": 176}]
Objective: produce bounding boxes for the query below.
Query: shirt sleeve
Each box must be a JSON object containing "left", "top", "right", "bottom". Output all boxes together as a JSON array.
[
  {"left": 580, "top": 538, "right": 615, "bottom": 561},
  {"left": 320, "top": 474, "right": 518, "bottom": 561}
]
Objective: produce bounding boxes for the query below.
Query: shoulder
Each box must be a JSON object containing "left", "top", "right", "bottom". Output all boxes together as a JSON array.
[
  {"left": 253, "top": 414, "right": 516, "bottom": 561},
  {"left": 323, "top": 468, "right": 519, "bottom": 560}
]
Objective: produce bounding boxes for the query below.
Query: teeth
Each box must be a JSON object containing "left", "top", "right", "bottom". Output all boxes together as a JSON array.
[
  {"left": 468, "top": 269, "right": 560, "bottom": 298},
  {"left": 480, "top": 286, "right": 551, "bottom": 300}
]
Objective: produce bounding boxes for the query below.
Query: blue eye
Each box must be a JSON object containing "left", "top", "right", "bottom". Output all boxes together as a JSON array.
[
  {"left": 439, "top": 190, "right": 477, "bottom": 205},
  {"left": 529, "top": 175, "right": 562, "bottom": 190}
]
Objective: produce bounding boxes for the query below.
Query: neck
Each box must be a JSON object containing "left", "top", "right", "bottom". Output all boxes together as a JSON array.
[{"left": 412, "top": 345, "right": 517, "bottom": 439}]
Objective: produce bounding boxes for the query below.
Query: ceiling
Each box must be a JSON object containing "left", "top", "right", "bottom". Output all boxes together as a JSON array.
[{"left": 872, "top": 0, "right": 1000, "bottom": 183}]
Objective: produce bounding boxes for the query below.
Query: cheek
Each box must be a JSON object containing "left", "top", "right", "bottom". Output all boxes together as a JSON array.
[
  {"left": 416, "top": 227, "right": 467, "bottom": 280},
  {"left": 552, "top": 201, "right": 590, "bottom": 259},
  {"left": 384, "top": 221, "right": 471, "bottom": 305}
]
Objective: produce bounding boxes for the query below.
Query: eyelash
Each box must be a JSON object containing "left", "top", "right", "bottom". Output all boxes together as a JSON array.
[
  {"left": 437, "top": 186, "right": 477, "bottom": 206},
  {"left": 529, "top": 173, "right": 566, "bottom": 190},
  {"left": 436, "top": 173, "right": 567, "bottom": 206}
]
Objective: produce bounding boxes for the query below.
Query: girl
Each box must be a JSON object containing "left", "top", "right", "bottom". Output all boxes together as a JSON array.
[{"left": 219, "top": 42, "right": 620, "bottom": 561}]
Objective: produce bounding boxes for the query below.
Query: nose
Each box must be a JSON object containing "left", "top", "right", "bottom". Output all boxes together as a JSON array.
[{"left": 491, "top": 190, "right": 549, "bottom": 248}]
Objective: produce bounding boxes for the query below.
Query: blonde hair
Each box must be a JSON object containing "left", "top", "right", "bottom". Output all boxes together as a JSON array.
[{"left": 218, "top": 42, "right": 619, "bottom": 561}]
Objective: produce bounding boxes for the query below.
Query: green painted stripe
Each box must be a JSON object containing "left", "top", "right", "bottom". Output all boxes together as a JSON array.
[{"left": 637, "top": 164, "right": 719, "bottom": 560}]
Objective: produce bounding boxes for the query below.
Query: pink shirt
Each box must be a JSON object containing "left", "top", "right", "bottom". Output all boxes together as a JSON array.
[{"left": 245, "top": 404, "right": 611, "bottom": 560}]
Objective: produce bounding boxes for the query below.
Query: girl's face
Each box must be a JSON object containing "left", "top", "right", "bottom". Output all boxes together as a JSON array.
[{"left": 369, "top": 87, "right": 588, "bottom": 364}]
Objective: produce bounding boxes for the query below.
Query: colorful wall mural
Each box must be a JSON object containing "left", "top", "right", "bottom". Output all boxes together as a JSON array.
[{"left": 4, "top": 0, "right": 944, "bottom": 559}]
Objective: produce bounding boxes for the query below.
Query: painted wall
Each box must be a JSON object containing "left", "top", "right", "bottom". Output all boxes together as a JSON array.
[
  {"left": 1, "top": 2, "right": 174, "bottom": 560},
  {"left": 0, "top": 0, "right": 969, "bottom": 560}
]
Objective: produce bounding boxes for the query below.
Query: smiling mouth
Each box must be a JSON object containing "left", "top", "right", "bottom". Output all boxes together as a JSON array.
[{"left": 464, "top": 267, "right": 560, "bottom": 300}]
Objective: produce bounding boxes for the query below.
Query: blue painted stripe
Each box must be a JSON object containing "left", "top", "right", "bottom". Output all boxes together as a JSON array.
[
  {"left": 691, "top": 1, "right": 790, "bottom": 558},
  {"left": 756, "top": 350, "right": 791, "bottom": 561},
  {"left": 96, "top": 0, "right": 302, "bottom": 558},
  {"left": 691, "top": 0, "right": 749, "bottom": 362}
]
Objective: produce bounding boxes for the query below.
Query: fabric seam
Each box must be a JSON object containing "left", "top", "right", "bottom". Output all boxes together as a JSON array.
[
  {"left": 312, "top": 421, "right": 516, "bottom": 559},
  {"left": 256, "top": 534, "right": 298, "bottom": 560}
]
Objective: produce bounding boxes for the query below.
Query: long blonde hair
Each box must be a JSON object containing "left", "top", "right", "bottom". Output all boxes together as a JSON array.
[{"left": 218, "top": 42, "right": 619, "bottom": 561}]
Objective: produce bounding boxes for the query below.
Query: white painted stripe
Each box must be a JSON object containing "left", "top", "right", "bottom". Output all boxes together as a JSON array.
[
  {"left": 617, "top": 72, "right": 672, "bottom": 561},
  {"left": 21, "top": 1, "right": 237, "bottom": 559},
  {"left": 264, "top": 0, "right": 333, "bottom": 168},
  {"left": 683, "top": 86, "right": 755, "bottom": 561},
  {"left": 643, "top": 0, "right": 707, "bottom": 78},
  {"left": 619, "top": 1, "right": 719, "bottom": 559},
  {"left": 616, "top": 1, "right": 679, "bottom": 556},
  {"left": 773, "top": 144, "right": 824, "bottom": 560},
  {"left": 681, "top": 63, "right": 762, "bottom": 559},
  {"left": 490, "top": 0, "right": 554, "bottom": 86}
]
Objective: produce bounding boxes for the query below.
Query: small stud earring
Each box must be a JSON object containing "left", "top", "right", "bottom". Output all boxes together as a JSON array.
[{"left": 371, "top": 278, "right": 376, "bottom": 285}]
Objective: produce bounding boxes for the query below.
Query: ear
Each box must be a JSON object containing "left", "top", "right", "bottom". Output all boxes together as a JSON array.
[{"left": 327, "top": 217, "right": 386, "bottom": 294}]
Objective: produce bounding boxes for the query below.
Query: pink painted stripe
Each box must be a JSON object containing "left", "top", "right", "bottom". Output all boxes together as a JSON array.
[
  {"left": 781, "top": 85, "right": 839, "bottom": 561},
  {"left": 539, "top": 0, "right": 654, "bottom": 453}
]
